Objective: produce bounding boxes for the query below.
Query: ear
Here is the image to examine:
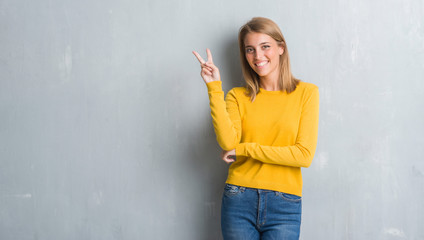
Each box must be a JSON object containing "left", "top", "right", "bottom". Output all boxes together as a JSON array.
[{"left": 279, "top": 45, "right": 284, "bottom": 55}]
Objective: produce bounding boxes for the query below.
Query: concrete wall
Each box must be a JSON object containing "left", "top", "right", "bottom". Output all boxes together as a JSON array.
[{"left": 1, "top": 0, "right": 423, "bottom": 239}]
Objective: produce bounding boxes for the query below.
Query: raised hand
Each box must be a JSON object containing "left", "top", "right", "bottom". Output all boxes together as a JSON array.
[{"left": 192, "top": 48, "right": 221, "bottom": 84}]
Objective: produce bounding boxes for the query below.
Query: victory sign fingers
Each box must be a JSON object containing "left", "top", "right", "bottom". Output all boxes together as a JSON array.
[{"left": 192, "top": 48, "right": 221, "bottom": 83}]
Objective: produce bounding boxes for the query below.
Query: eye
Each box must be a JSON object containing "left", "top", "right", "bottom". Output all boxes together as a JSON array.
[
  {"left": 262, "top": 45, "right": 270, "bottom": 49},
  {"left": 245, "top": 48, "right": 254, "bottom": 54}
]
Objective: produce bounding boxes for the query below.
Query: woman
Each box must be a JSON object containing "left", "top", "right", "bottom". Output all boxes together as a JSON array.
[{"left": 193, "top": 17, "right": 319, "bottom": 240}]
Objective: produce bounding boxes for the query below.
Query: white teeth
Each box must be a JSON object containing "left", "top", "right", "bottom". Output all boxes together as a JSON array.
[{"left": 256, "top": 61, "right": 267, "bottom": 67}]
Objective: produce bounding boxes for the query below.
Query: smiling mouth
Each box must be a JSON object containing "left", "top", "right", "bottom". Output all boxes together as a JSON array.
[{"left": 255, "top": 61, "right": 268, "bottom": 67}]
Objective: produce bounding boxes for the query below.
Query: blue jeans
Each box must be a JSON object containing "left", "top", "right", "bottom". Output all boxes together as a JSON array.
[{"left": 221, "top": 184, "right": 302, "bottom": 240}]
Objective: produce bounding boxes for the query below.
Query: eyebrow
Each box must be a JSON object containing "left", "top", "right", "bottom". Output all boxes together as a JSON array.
[{"left": 245, "top": 42, "right": 271, "bottom": 48}]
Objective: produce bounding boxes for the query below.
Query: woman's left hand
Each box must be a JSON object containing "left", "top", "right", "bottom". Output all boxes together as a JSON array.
[
  {"left": 192, "top": 49, "right": 221, "bottom": 84},
  {"left": 221, "top": 149, "right": 236, "bottom": 164}
]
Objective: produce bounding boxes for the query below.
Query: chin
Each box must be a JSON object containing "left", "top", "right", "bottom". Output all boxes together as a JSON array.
[{"left": 256, "top": 71, "right": 270, "bottom": 77}]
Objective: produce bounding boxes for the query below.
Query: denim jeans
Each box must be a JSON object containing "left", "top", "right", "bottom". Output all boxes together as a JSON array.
[{"left": 221, "top": 184, "right": 302, "bottom": 240}]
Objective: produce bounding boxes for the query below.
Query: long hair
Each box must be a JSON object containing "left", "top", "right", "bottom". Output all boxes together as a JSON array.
[{"left": 238, "top": 17, "right": 300, "bottom": 101}]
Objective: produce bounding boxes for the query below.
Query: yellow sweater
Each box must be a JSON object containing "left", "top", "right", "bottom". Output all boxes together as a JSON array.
[{"left": 207, "top": 80, "right": 319, "bottom": 196}]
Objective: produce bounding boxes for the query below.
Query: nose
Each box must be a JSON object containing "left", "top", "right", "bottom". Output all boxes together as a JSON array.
[{"left": 254, "top": 49, "right": 263, "bottom": 59}]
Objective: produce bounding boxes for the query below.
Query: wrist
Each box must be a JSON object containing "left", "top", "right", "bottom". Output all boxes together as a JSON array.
[
  {"left": 235, "top": 143, "right": 247, "bottom": 157},
  {"left": 206, "top": 80, "right": 222, "bottom": 92}
]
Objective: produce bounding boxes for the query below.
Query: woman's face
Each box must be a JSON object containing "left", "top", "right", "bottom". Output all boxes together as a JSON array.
[{"left": 244, "top": 32, "right": 284, "bottom": 80}]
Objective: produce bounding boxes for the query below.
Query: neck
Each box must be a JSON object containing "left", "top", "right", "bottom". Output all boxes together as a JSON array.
[{"left": 259, "top": 71, "right": 280, "bottom": 91}]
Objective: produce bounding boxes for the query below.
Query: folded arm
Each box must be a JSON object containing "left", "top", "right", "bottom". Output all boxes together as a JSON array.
[{"left": 235, "top": 87, "right": 319, "bottom": 168}]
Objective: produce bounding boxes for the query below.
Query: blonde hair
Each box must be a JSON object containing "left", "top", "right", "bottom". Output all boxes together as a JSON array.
[{"left": 238, "top": 17, "right": 300, "bottom": 101}]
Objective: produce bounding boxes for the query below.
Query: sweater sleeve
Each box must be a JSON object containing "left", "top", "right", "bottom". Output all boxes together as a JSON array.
[
  {"left": 207, "top": 81, "right": 242, "bottom": 150},
  {"left": 235, "top": 87, "right": 319, "bottom": 168}
]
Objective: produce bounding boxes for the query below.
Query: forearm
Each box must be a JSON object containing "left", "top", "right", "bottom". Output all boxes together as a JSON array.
[
  {"left": 236, "top": 142, "right": 316, "bottom": 168},
  {"left": 207, "top": 81, "right": 241, "bottom": 150}
]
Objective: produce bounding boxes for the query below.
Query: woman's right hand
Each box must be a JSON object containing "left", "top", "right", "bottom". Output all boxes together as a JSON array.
[{"left": 192, "top": 48, "right": 221, "bottom": 84}]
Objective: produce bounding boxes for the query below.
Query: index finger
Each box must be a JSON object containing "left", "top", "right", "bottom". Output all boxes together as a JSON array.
[
  {"left": 206, "top": 48, "right": 213, "bottom": 63},
  {"left": 192, "top": 51, "right": 206, "bottom": 64}
]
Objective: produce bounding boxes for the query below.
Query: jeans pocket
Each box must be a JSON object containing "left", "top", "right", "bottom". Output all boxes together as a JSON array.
[
  {"left": 224, "top": 184, "right": 245, "bottom": 197},
  {"left": 276, "top": 192, "right": 302, "bottom": 203}
]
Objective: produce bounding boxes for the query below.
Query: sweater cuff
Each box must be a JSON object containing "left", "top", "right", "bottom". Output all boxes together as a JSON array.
[
  {"left": 236, "top": 143, "right": 248, "bottom": 157},
  {"left": 206, "top": 81, "right": 222, "bottom": 92}
]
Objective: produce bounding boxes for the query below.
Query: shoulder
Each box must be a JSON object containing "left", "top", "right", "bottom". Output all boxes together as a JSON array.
[
  {"left": 296, "top": 81, "right": 319, "bottom": 92},
  {"left": 294, "top": 81, "right": 319, "bottom": 103},
  {"left": 229, "top": 87, "right": 247, "bottom": 94},
  {"left": 226, "top": 87, "right": 248, "bottom": 99}
]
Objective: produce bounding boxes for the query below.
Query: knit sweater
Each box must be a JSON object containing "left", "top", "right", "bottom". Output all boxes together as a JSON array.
[{"left": 207, "top": 80, "right": 319, "bottom": 196}]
